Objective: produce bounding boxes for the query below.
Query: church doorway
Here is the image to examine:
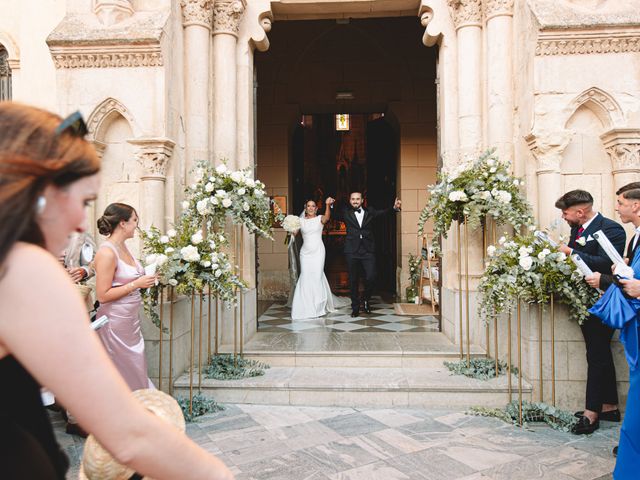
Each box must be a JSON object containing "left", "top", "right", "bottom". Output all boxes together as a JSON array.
[{"left": 255, "top": 14, "right": 438, "bottom": 322}]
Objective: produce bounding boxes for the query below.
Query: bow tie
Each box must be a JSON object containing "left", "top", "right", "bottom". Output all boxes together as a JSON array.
[{"left": 353, "top": 208, "right": 362, "bottom": 214}]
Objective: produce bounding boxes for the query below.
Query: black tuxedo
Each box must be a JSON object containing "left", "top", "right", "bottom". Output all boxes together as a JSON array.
[
  {"left": 337, "top": 206, "right": 397, "bottom": 311},
  {"left": 571, "top": 212, "right": 626, "bottom": 413}
]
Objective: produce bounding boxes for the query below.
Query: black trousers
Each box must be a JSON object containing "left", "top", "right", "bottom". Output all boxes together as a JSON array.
[
  {"left": 580, "top": 314, "right": 618, "bottom": 412},
  {"left": 345, "top": 250, "right": 376, "bottom": 311}
]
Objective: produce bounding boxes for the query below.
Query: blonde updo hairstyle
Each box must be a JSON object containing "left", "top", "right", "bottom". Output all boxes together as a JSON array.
[{"left": 97, "top": 203, "right": 137, "bottom": 236}]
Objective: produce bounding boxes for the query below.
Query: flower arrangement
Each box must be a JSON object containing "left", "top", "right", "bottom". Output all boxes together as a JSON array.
[
  {"left": 417, "top": 149, "right": 534, "bottom": 254},
  {"left": 140, "top": 161, "right": 277, "bottom": 326},
  {"left": 407, "top": 253, "right": 421, "bottom": 286},
  {"left": 282, "top": 215, "right": 301, "bottom": 234},
  {"left": 478, "top": 232, "right": 599, "bottom": 324}
]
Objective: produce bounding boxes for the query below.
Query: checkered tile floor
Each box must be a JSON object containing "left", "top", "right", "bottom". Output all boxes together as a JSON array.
[{"left": 258, "top": 296, "right": 439, "bottom": 333}]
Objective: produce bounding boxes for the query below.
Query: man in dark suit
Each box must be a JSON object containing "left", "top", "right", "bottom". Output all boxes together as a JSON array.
[
  {"left": 556, "top": 189, "right": 626, "bottom": 434},
  {"left": 338, "top": 192, "right": 401, "bottom": 317}
]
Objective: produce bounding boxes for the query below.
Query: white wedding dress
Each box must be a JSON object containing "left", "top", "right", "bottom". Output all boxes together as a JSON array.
[{"left": 291, "top": 215, "right": 350, "bottom": 320}]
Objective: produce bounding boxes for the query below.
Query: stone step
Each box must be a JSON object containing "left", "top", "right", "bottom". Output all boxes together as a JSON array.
[
  {"left": 173, "top": 366, "right": 532, "bottom": 408},
  {"left": 219, "top": 331, "right": 486, "bottom": 368}
]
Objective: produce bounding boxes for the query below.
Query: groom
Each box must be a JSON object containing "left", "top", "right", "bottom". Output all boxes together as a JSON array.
[{"left": 339, "top": 192, "right": 401, "bottom": 317}]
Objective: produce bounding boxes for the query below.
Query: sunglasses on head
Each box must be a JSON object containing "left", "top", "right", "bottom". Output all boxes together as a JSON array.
[{"left": 55, "top": 111, "right": 88, "bottom": 138}]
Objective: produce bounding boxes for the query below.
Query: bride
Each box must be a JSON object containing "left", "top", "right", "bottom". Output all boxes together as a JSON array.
[{"left": 290, "top": 197, "right": 350, "bottom": 320}]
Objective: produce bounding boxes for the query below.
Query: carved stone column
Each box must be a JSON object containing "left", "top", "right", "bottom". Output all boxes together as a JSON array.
[
  {"left": 129, "top": 138, "right": 176, "bottom": 232},
  {"left": 601, "top": 129, "right": 640, "bottom": 194},
  {"left": 526, "top": 131, "right": 573, "bottom": 229},
  {"left": 212, "top": 0, "right": 246, "bottom": 168},
  {"left": 181, "top": 0, "right": 213, "bottom": 179},
  {"left": 485, "top": 0, "right": 514, "bottom": 164},
  {"left": 94, "top": 0, "right": 134, "bottom": 26},
  {"left": 448, "top": 0, "right": 482, "bottom": 154}
]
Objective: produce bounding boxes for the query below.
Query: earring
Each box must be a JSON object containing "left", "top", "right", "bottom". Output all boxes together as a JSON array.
[{"left": 36, "top": 196, "right": 47, "bottom": 215}]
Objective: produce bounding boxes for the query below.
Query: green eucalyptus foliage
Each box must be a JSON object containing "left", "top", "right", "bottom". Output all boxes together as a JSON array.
[
  {"left": 444, "top": 358, "right": 517, "bottom": 380},
  {"left": 177, "top": 393, "right": 224, "bottom": 423},
  {"left": 204, "top": 354, "right": 270, "bottom": 380},
  {"left": 469, "top": 400, "right": 579, "bottom": 432}
]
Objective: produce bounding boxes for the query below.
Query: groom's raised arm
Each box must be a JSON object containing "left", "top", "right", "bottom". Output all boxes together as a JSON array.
[{"left": 368, "top": 198, "right": 401, "bottom": 219}]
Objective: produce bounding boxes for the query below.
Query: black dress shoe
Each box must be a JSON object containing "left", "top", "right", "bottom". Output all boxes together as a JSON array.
[
  {"left": 574, "top": 409, "right": 621, "bottom": 422},
  {"left": 351, "top": 310, "right": 359, "bottom": 318},
  {"left": 613, "top": 445, "right": 618, "bottom": 457},
  {"left": 363, "top": 300, "right": 372, "bottom": 314},
  {"left": 572, "top": 415, "right": 599, "bottom": 435}
]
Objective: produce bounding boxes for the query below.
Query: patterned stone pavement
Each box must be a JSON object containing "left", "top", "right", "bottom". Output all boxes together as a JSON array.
[
  {"left": 259, "top": 297, "right": 439, "bottom": 334},
  {"left": 53, "top": 404, "right": 620, "bottom": 479}
]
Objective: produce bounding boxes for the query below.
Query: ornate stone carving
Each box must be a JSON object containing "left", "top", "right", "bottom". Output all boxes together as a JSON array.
[
  {"left": 484, "top": 0, "right": 514, "bottom": 20},
  {"left": 129, "top": 138, "right": 176, "bottom": 179},
  {"left": 94, "top": 0, "right": 134, "bottom": 27},
  {"left": 87, "top": 97, "right": 140, "bottom": 141},
  {"left": 213, "top": 0, "right": 247, "bottom": 36},
  {"left": 568, "top": 87, "right": 624, "bottom": 129},
  {"left": 51, "top": 51, "right": 162, "bottom": 69},
  {"left": 536, "top": 35, "right": 640, "bottom": 56},
  {"left": 525, "top": 131, "right": 573, "bottom": 173},
  {"left": 601, "top": 129, "right": 640, "bottom": 173},
  {"left": 180, "top": 0, "right": 214, "bottom": 28},
  {"left": 447, "top": 0, "right": 482, "bottom": 29}
]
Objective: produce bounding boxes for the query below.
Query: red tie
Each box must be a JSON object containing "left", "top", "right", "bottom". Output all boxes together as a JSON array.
[{"left": 576, "top": 226, "right": 585, "bottom": 240}]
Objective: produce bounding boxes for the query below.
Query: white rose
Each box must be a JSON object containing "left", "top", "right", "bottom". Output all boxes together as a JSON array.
[
  {"left": 191, "top": 231, "right": 203, "bottom": 245},
  {"left": 202, "top": 260, "right": 212, "bottom": 268},
  {"left": 215, "top": 269, "right": 222, "bottom": 278},
  {"left": 182, "top": 200, "right": 190, "bottom": 209},
  {"left": 518, "top": 246, "right": 530, "bottom": 258},
  {"left": 519, "top": 256, "right": 533, "bottom": 271},
  {"left": 155, "top": 254, "right": 168, "bottom": 266},
  {"left": 448, "top": 190, "right": 468, "bottom": 202},
  {"left": 180, "top": 245, "right": 200, "bottom": 263},
  {"left": 160, "top": 235, "right": 169, "bottom": 244},
  {"left": 557, "top": 252, "right": 567, "bottom": 262},
  {"left": 211, "top": 263, "right": 219, "bottom": 270},
  {"left": 196, "top": 199, "right": 209, "bottom": 215},
  {"left": 145, "top": 254, "right": 158, "bottom": 265},
  {"left": 237, "top": 187, "right": 246, "bottom": 195},
  {"left": 168, "top": 279, "right": 178, "bottom": 286},
  {"left": 211, "top": 197, "right": 219, "bottom": 205},
  {"left": 209, "top": 241, "right": 216, "bottom": 250},
  {"left": 255, "top": 189, "right": 264, "bottom": 197},
  {"left": 205, "top": 182, "right": 214, "bottom": 193},
  {"left": 487, "top": 245, "right": 496, "bottom": 257},
  {"left": 215, "top": 164, "right": 227, "bottom": 174},
  {"left": 246, "top": 178, "right": 255, "bottom": 187},
  {"left": 222, "top": 198, "right": 232, "bottom": 208},
  {"left": 230, "top": 171, "right": 244, "bottom": 183},
  {"left": 167, "top": 229, "right": 177, "bottom": 238},
  {"left": 513, "top": 179, "right": 520, "bottom": 186},
  {"left": 537, "top": 251, "right": 547, "bottom": 261},
  {"left": 498, "top": 236, "right": 506, "bottom": 245},
  {"left": 243, "top": 202, "right": 250, "bottom": 211},
  {"left": 210, "top": 253, "right": 218, "bottom": 262},
  {"left": 165, "top": 247, "right": 175, "bottom": 254},
  {"left": 489, "top": 167, "right": 497, "bottom": 173},
  {"left": 219, "top": 234, "right": 225, "bottom": 242},
  {"left": 216, "top": 189, "right": 227, "bottom": 197}
]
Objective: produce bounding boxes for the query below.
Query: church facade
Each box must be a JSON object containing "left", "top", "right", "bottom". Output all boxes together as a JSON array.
[{"left": 2, "top": 0, "right": 640, "bottom": 408}]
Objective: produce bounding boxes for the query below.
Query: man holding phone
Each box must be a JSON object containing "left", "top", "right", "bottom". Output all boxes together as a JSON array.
[{"left": 556, "top": 189, "right": 626, "bottom": 434}]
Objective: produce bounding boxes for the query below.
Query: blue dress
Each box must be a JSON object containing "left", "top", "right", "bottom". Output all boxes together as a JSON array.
[{"left": 589, "top": 255, "right": 640, "bottom": 479}]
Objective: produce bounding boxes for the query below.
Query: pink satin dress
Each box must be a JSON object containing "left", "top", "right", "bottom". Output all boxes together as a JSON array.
[{"left": 96, "top": 242, "right": 153, "bottom": 391}]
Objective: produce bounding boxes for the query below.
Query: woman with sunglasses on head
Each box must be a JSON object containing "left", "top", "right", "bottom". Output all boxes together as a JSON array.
[
  {"left": 0, "top": 102, "right": 233, "bottom": 479},
  {"left": 94, "top": 203, "right": 156, "bottom": 392}
]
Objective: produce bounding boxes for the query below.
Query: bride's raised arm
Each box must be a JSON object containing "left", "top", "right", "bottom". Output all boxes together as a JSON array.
[{"left": 321, "top": 197, "right": 334, "bottom": 224}]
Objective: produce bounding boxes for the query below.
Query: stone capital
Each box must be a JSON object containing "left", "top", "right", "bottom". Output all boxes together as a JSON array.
[
  {"left": 91, "top": 140, "right": 107, "bottom": 160},
  {"left": 601, "top": 129, "right": 640, "bottom": 173},
  {"left": 181, "top": 0, "right": 214, "bottom": 29},
  {"left": 447, "top": 0, "right": 482, "bottom": 30},
  {"left": 525, "top": 130, "right": 573, "bottom": 173},
  {"left": 484, "top": 0, "right": 514, "bottom": 21},
  {"left": 213, "top": 0, "right": 247, "bottom": 37},
  {"left": 94, "top": 0, "right": 134, "bottom": 27},
  {"left": 128, "top": 138, "right": 176, "bottom": 180}
]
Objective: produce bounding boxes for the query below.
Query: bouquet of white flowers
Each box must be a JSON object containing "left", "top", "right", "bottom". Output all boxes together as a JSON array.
[{"left": 282, "top": 215, "right": 301, "bottom": 233}]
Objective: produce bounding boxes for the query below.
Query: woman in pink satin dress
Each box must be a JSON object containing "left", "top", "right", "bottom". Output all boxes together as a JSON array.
[{"left": 94, "top": 203, "right": 157, "bottom": 391}]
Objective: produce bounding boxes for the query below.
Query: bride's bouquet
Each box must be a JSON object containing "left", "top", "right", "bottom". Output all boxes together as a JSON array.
[{"left": 281, "top": 215, "right": 301, "bottom": 244}]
